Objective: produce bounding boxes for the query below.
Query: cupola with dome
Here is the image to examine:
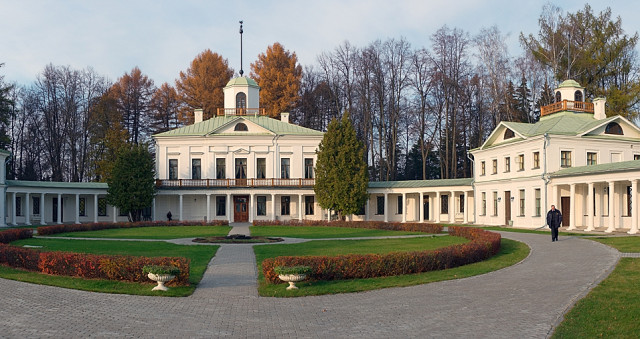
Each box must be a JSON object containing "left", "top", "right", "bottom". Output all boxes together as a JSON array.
[{"left": 540, "top": 79, "right": 606, "bottom": 120}]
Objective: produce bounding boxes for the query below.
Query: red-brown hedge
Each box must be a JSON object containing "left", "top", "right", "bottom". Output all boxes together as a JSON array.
[
  {"left": 262, "top": 226, "right": 500, "bottom": 284},
  {"left": 0, "top": 228, "right": 34, "bottom": 243},
  {"left": 252, "top": 219, "right": 443, "bottom": 234},
  {"left": 37, "top": 220, "right": 229, "bottom": 236},
  {"left": 0, "top": 245, "right": 190, "bottom": 285}
]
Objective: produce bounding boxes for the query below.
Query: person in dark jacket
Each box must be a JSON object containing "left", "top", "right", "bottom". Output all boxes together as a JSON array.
[{"left": 546, "top": 205, "right": 562, "bottom": 242}]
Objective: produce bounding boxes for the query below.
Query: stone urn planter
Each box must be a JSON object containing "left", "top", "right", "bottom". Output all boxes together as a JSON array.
[
  {"left": 142, "top": 265, "right": 180, "bottom": 291},
  {"left": 274, "top": 266, "right": 311, "bottom": 290}
]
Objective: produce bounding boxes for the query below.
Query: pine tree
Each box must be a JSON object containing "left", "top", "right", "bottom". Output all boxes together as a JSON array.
[{"left": 314, "top": 112, "right": 368, "bottom": 219}]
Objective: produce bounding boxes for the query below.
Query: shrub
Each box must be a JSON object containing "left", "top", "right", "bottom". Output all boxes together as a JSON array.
[
  {"left": 37, "top": 220, "right": 229, "bottom": 236},
  {"left": 262, "top": 226, "right": 500, "bottom": 284},
  {"left": 142, "top": 265, "right": 181, "bottom": 276},
  {"left": 0, "top": 228, "right": 33, "bottom": 244},
  {"left": 274, "top": 265, "right": 312, "bottom": 276},
  {"left": 252, "top": 219, "right": 443, "bottom": 234}
]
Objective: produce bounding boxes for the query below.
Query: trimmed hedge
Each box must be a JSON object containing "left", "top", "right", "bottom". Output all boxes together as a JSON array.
[
  {"left": 0, "top": 228, "right": 34, "bottom": 244},
  {"left": 252, "top": 219, "right": 443, "bottom": 234},
  {"left": 37, "top": 220, "right": 229, "bottom": 236},
  {"left": 0, "top": 244, "right": 190, "bottom": 285},
  {"left": 262, "top": 226, "right": 500, "bottom": 284}
]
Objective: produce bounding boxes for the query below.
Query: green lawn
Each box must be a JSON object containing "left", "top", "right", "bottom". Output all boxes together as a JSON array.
[
  {"left": 254, "top": 236, "right": 529, "bottom": 297},
  {"left": 45, "top": 226, "right": 232, "bottom": 239},
  {"left": 5, "top": 238, "right": 218, "bottom": 296},
  {"left": 449, "top": 224, "right": 596, "bottom": 237},
  {"left": 250, "top": 225, "right": 423, "bottom": 239},
  {"left": 589, "top": 237, "right": 640, "bottom": 252}
]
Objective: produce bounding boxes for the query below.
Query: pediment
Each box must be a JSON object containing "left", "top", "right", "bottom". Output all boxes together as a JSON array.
[
  {"left": 579, "top": 116, "right": 640, "bottom": 139},
  {"left": 480, "top": 123, "right": 526, "bottom": 149},
  {"left": 207, "top": 117, "right": 275, "bottom": 136}
]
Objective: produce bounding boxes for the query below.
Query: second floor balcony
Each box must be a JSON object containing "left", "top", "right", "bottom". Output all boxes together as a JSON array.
[
  {"left": 216, "top": 108, "right": 267, "bottom": 116},
  {"left": 541, "top": 100, "right": 594, "bottom": 117},
  {"left": 156, "top": 178, "right": 315, "bottom": 189}
]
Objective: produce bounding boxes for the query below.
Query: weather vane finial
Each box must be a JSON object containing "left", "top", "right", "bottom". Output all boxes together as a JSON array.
[{"left": 239, "top": 20, "right": 244, "bottom": 76}]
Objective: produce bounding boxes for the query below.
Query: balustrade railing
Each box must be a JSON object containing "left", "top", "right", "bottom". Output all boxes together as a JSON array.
[
  {"left": 216, "top": 108, "right": 266, "bottom": 116},
  {"left": 540, "top": 100, "right": 594, "bottom": 116}
]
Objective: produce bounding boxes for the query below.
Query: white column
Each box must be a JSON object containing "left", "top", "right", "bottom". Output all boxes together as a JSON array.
[
  {"left": 401, "top": 193, "right": 406, "bottom": 223},
  {"left": 298, "top": 194, "right": 303, "bottom": 220},
  {"left": 606, "top": 181, "right": 615, "bottom": 232},
  {"left": 419, "top": 192, "right": 424, "bottom": 222},
  {"left": 226, "top": 193, "right": 231, "bottom": 223},
  {"left": 630, "top": 180, "right": 639, "bottom": 234},
  {"left": 179, "top": 194, "right": 184, "bottom": 221},
  {"left": 586, "top": 182, "right": 594, "bottom": 231},
  {"left": 112, "top": 206, "right": 117, "bottom": 223},
  {"left": 93, "top": 194, "right": 99, "bottom": 223},
  {"left": 40, "top": 193, "right": 46, "bottom": 225},
  {"left": 271, "top": 193, "right": 276, "bottom": 221},
  {"left": 463, "top": 191, "right": 468, "bottom": 223},
  {"left": 25, "top": 193, "right": 31, "bottom": 225},
  {"left": 383, "top": 193, "right": 389, "bottom": 223},
  {"left": 249, "top": 193, "right": 255, "bottom": 223},
  {"left": 11, "top": 192, "right": 17, "bottom": 225},
  {"left": 449, "top": 191, "right": 455, "bottom": 224},
  {"left": 75, "top": 194, "right": 80, "bottom": 224},
  {"left": 365, "top": 198, "right": 370, "bottom": 221},
  {"left": 57, "top": 193, "right": 62, "bottom": 224},
  {"left": 436, "top": 191, "right": 441, "bottom": 223},
  {"left": 568, "top": 184, "right": 576, "bottom": 230},
  {"left": 206, "top": 194, "right": 211, "bottom": 222}
]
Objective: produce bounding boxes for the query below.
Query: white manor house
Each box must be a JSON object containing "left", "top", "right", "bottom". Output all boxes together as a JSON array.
[{"left": 2, "top": 77, "right": 640, "bottom": 234}]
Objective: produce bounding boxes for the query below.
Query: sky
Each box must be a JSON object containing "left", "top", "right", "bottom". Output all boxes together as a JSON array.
[{"left": 2, "top": 1, "right": 639, "bottom": 86}]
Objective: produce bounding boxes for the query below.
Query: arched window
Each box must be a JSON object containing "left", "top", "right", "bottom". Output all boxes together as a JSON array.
[
  {"left": 236, "top": 92, "right": 246, "bottom": 109},
  {"left": 605, "top": 122, "right": 623, "bottom": 135},
  {"left": 234, "top": 123, "right": 248, "bottom": 131},
  {"left": 504, "top": 129, "right": 515, "bottom": 139},
  {"left": 555, "top": 91, "right": 562, "bottom": 103},
  {"left": 574, "top": 90, "right": 583, "bottom": 102}
]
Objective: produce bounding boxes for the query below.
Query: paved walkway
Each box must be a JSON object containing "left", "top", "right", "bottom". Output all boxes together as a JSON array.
[{"left": 0, "top": 230, "right": 621, "bottom": 338}]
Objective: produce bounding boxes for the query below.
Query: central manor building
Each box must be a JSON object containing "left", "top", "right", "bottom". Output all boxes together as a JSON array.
[{"left": 2, "top": 77, "right": 640, "bottom": 234}]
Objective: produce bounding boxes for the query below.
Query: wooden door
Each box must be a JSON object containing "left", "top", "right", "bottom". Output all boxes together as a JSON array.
[
  {"left": 504, "top": 191, "right": 511, "bottom": 225},
  {"left": 561, "top": 196, "right": 570, "bottom": 227},
  {"left": 423, "top": 196, "right": 430, "bottom": 220},
  {"left": 233, "top": 196, "right": 249, "bottom": 222}
]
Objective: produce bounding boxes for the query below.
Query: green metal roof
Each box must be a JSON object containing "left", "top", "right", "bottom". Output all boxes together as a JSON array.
[
  {"left": 153, "top": 115, "right": 324, "bottom": 137},
  {"left": 557, "top": 79, "right": 582, "bottom": 88},
  {"left": 225, "top": 76, "right": 259, "bottom": 88},
  {"left": 551, "top": 160, "right": 640, "bottom": 178},
  {"left": 7, "top": 180, "right": 108, "bottom": 189},
  {"left": 368, "top": 178, "right": 473, "bottom": 189},
  {"left": 503, "top": 112, "right": 618, "bottom": 137}
]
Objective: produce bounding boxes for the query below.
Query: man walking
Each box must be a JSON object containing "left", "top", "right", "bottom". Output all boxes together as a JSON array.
[{"left": 546, "top": 205, "right": 562, "bottom": 242}]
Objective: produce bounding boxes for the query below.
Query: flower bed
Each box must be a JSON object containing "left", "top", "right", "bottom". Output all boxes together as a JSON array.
[
  {"left": 0, "top": 228, "right": 34, "bottom": 244},
  {"left": 252, "top": 219, "right": 443, "bottom": 234},
  {"left": 262, "top": 226, "right": 500, "bottom": 284},
  {"left": 0, "top": 244, "right": 190, "bottom": 285},
  {"left": 37, "top": 220, "right": 229, "bottom": 236}
]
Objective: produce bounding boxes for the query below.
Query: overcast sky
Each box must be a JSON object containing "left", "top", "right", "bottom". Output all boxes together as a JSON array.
[{"left": 2, "top": 1, "right": 639, "bottom": 86}]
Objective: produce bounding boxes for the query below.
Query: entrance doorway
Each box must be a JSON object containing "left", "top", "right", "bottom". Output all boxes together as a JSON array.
[
  {"left": 52, "top": 197, "right": 63, "bottom": 223},
  {"left": 561, "top": 196, "right": 570, "bottom": 227},
  {"left": 504, "top": 191, "right": 511, "bottom": 226},
  {"left": 234, "top": 195, "right": 249, "bottom": 222},
  {"left": 423, "top": 195, "right": 429, "bottom": 220}
]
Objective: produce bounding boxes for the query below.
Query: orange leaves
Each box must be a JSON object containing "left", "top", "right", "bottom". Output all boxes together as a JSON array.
[
  {"left": 36, "top": 219, "right": 229, "bottom": 236},
  {"left": 0, "top": 228, "right": 33, "bottom": 243},
  {"left": 252, "top": 219, "right": 444, "bottom": 234}
]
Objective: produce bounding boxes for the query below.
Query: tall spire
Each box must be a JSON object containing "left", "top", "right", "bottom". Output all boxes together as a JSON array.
[{"left": 239, "top": 20, "right": 244, "bottom": 76}]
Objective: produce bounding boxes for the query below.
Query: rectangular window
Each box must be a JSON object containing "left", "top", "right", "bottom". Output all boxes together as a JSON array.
[
  {"left": 79, "top": 197, "right": 86, "bottom": 217},
  {"left": 304, "top": 158, "right": 314, "bottom": 179},
  {"left": 492, "top": 159, "right": 497, "bottom": 174},
  {"left": 505, "top": 157, "right": 511, "bottom": 172},
  {"left": 587, "top": 152, "right": 597, "bottom": 166},
  {"left": 191, "top": 159, "right": 201, "bottom": 179},
  {"left": 216, "top": 196, "right": 226, "bottom": 216},
  {"left": 256, "top": 158, "right": 266, "bottom": 179},
  {"left": 635, "top": 154, "right": 640, "bottom": 160},
  {"left": 441, "top": 194, "right": 449, "bottom": 214},
  {"left": 397, "top": 196, "right": 403, "bottom": 214},
  {"left": 628, "top": 186, "right": 632, "bottom": 217},
  {"left": 16, "top": 196, "right": 22, "bottom": 216},
  {"left": 33, "top": 196, "right": 40, "bottom": 215},
  {"left": 493, "top": 192, "right": 498, "bottom": 216},
  {"left": 481, "top": 192, "right": 487, "bottom": 216},
  {"left": 216, "top": 158, "right": 226, "bottom": 179},
  {"left": 281, "top": 158, "right": 290, "bottom": 179},
  {"left": 604, "top": 187, "right": 609, "bottom": 216},
  {"left": 257, "top": 196, "right": 266, "bottom": 216},
  {"left": 235, "top": 158, "right": 247, "bottom": 179},
  {"left": 98, "top": 198, "right": 107, "bottom": 216},
  {"left": 169, "top": 159, "right": 178, "bottom": 180},
  {"left": 535, "top": 189, "right": 541, "bottom": 217},
  {"left": 376, "top": 196, "right": 385, "bottom": 215},
  {"left": 459, "top": 194, "right": 464, "bottom": 213},
  {"left": 519, "top": 189, "right": 525, "bottom": 216},
  {"left": 561, "top": 151, "right": 572, "bottom": 167},
  {"left": 517, "top": 154, "right": 525, "bottom": 171},
  {"left": 533, "top": 152, "right": 540, "bottom": 169},
  {"left": 281, "top": 196, "right": 290, "bottom": 215},
  {"left": 481, "top": 161, "right": 486, "bottom": 175},
  {"left": 305, "top": 196, "right": 314, "bottom": 215}
]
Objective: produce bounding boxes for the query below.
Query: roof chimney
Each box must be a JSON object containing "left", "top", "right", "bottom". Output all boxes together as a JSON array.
[
  {"left": 280, "top": 112, "right": 289, "bottom": 124},
  {"left": 194, "top": 108, "right": 203, "bottom": 124},
  {"left": 593, "top": 98, "right": 606, "bottom": 120}
]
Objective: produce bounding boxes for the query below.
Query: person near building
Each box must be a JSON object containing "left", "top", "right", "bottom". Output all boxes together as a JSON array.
[{"left": 546, "top": 205, "right": 562, "bottom": 242}]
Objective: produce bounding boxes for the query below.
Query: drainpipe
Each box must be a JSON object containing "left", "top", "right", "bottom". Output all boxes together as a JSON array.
[
  {"left": 542, "top": 133, "right": 550, "bottom": 227},
  {"left": 467, "top": 151, "right": 476, "bottom": 224}
]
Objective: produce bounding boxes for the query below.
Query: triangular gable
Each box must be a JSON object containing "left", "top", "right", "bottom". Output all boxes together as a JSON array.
[
  {"left": 479, "top": 122, "right": 527, "bottom": 149},
  {"left": 578, "top": 115, "right": 640, "bottom": 138},
  {"left": 207, "top": 117, "right": 275, "bottom": 136}
]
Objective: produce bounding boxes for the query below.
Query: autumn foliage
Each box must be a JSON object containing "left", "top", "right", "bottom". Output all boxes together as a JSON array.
[
  {"left": 252, "top": 219, "right": 443, "bottom": 234},
  {"left": 0, "top": 228, "right": 34, "bottom": 244},
  {"left": 262, "top": 226, "right": 501, "bottom": 284},
  {"left": 37, "top": 220, "right": 229, "bottom": 236}
]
